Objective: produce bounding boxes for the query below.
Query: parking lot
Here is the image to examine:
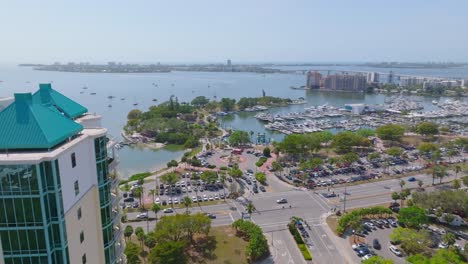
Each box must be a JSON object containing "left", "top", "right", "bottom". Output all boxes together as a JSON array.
[{"left": 349, "top": 217, "right": 467, "bottom": 264}]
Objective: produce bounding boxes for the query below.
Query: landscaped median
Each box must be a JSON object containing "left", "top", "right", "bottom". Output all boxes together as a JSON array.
[{"left": 287, "top": 217, "right": 313, "bottom": 261}]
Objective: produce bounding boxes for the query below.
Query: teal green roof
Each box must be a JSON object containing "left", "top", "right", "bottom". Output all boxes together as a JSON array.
[
  {"left": 32, "top": 83, "right": 88, "bottom": 119},
  {"left": 0, "top": 93, "right": 83, "bottom": 150}
]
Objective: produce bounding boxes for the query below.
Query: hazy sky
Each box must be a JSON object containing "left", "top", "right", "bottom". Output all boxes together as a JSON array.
[{"left": 1, "top": 0, "right": 467, "bottom": 63}]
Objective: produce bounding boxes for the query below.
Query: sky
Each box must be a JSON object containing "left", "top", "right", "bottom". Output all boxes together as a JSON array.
[{"left": 1, "top": 0, "right": 468, "bottom": 64}]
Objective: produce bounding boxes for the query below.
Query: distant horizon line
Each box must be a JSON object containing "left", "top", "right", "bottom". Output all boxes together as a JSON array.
[{"left": 11, "top": 61, "right": 468, "bottom": 65}]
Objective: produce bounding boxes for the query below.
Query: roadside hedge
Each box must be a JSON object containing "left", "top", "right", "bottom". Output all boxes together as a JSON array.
[
  {"left": 255, "top": 157, "right": 268, "bottom": 167},
  {"left": 336, "top": 206, "right": 392, "bottom": 235},
  {"left": 232, "top": 219, "right": 269, "bottom": 262},
  {"left": 119, "top": 172, "right": 152, "bottom": 185},
  {"left": 287, "top": 219, "right": 312, "bottom": 261}
]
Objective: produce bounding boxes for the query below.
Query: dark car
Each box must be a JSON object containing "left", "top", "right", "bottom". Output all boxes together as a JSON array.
[
  {"left": 408, "top": 177, "right": 416, "bottom": 182},
  {"left": 206, "top": 213, "right": 216, "bottom": 219},
  {"left": 357, "top": 248, "right": 370, "bottom": 257},
  {"left": 373, "top": 239, "right": 381, "bottom": 250},
  {"left": 259, "top": 186, "right": 266, "bottom": 192}
]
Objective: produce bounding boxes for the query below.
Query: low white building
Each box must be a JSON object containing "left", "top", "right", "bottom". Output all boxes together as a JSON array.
[{"left": 438, "top": 213, "right": 466, "bottom": 227}]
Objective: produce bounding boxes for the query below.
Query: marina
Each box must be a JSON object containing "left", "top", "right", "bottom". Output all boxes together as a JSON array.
[{"left": 252, "top": 97, "right": 468, "bottom": 135}]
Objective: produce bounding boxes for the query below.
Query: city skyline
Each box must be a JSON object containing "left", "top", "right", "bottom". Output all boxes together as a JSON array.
[{"left": 1, "top": 0, "right": 468, "bottom": 63}]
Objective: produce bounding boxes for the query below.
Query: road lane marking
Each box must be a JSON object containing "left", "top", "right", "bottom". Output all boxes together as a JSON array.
[{"left": 305, "top": 191, "right": 329, "bottom": 211}]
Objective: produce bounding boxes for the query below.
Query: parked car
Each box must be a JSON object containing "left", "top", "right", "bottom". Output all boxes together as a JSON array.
[
  {"left": 163, "top": 208, "right": 174, "bottom": 213},
  {"left": 373, "top": 239, "right": 381, "bottom": 250},
  {"left": 408, "top": 177, "right": 416, "bottom": 182},
  {"left": 352, "top": 243, "right": 368, "bottom": 251},
  {"left": 389, "top": 245, "right": 402, "bottom": 257},
  {"left": 136, "top": 212, "right": 148, "bottom": 219}
]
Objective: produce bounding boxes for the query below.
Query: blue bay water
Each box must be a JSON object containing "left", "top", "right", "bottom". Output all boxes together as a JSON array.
[{"left": 0, "top": 64, "right": 466, "bottom": 177}]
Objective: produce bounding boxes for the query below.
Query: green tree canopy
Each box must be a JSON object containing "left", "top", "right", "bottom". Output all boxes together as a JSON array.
[
  {"left": 398, "top": 206, "right": 428, "bottom": 228},
  {"left": 124, "top": 241, "right": 142, "bottom": 264},
  {"left": 356, "top": 128, "right": 376, "bottom": 138},
  {"left": 254, "top": 172, "right": 267, "bottom": 185},
  {"left": 417, "top": 142, "right": 438, "bottom": 155},
  {"left": 190, "top": 96, "right": 210, "bottom": 107},
  {"left": 416, "top": 122, "right": 439, "bottom": 137},
  {"left": 376, "top": 124, "right": 405, "bottom": 142},
  {"left": 148, "top": 241, "right": 186, "bottom": 264},
  {"left": 263, "top": 147, "right": 271, "bottom": 157},
  {"left": 331, "top": 131, "right": 370, "bottom": 153},
  {"left": 386, "top": 147, "right": 403, "bottom": 157},
  {"left": 127, "top": 109, "right": 143, "bottom": 120},
  {"left": 389, "top": 227, "right": 431, "bottom": 255},
  {"left": 229, "top": 130, "right": 251, "bottom": 146},
  {"left": 200, "top": 171, "right": 218, "bottom": 183},
  {"left": 362, "top": 256, "right": 394, "bottom": 264},
  {"left": 407, "top": 249, "right": 464, "bottom": 264},
  {"left": 220, "top": 98, "right": 236, "bottom": 111},
  {"left": 340, "top": 152, "right": 359, "bottom": 166}
]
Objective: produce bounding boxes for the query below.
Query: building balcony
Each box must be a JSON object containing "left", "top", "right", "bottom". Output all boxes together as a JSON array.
[{"left": 108, "top": 157, "right": 119, "bottom": 171}]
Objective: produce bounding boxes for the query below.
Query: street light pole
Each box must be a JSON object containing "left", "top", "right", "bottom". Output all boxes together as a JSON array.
[{"left": 343, "top": 183, "right": 347, "bottom": 213}]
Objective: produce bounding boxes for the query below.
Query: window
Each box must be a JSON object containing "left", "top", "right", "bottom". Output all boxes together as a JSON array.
[
  {"left": 74, "top": 180, "right": 79, "bottom": 196},
  {"left": 82, "top": 254, "right": 86, "bottom": 264},
  {"left": 71, "top": 153, "right": 76, "bottom": 168},
  {"left": 80, "top": 231, "right": 84, "bottom": 243},
  {"left": 77, "top": 208, "right": 82, "bottom": 220}
]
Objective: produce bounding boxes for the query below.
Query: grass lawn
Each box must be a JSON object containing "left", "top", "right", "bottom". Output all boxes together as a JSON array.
[{"left": 190, "top": 225, "right": 248, "bottom": 264}]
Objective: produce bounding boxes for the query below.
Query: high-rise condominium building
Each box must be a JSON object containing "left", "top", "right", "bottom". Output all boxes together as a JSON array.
[
  {"left": 0, "top": 84, "right": 123, "bottom": 264},
  {"left": 366, "top": 72, "right": 379, "bottom": 83},
  {"left": 306, "top": 71, "right": 322, "bottom": 89},
  {"left": 323, "top": 74, "right": 366, "bottom": 92}
]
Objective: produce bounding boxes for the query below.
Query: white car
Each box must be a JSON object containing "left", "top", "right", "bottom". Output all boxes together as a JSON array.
[
  {"left": 214, "top": 194, "right": 219, "bottom": 200},
  {"left": 361, "top": 254, "right": 373, "bottom": 260},
  {"left": 163, "top": 208, "right": 173, "bottom": 213},
  {"left": 173, "top": 198, "right": 179, "bottom": 204},
  {"left": 136, "top": 212, "right": 148, "bottom": 219},
  {"left": 389, "top": 245, "right": 402, "bottom": 257},
  {"left": 438, "top": 242, "right": 448, "bottom": 249},
  {"left": 154, "top": 197, "right": 160, "bottom": 205},
  {"left": 192, "top": 196, "right": 197, "bottom": 202},
  {"left": 203, "top": 195, "right": 208, "bottom": 201}
]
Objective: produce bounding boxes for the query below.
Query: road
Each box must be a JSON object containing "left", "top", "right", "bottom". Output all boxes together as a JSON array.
[{"left": 125, "top": 150, "right": 465, "bottom": 264}]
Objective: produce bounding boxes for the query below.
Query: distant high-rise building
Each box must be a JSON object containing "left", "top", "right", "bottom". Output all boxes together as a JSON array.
[
  {"left": 388, "top": 71, "right": 394, "bottom": 84},
  {"left": 306, "top": 71, "right": 322, "bottom": 89},
  {"left": 400, "top": 77, "right": 426, "bottom": 87},
  {"left": 366, "top": 72, "right": 379, "bottom": 83},
  {"left": 227, "top": 59, "right": 232, "bottom": 67},
  {"left": 323, "top": 74, "right": 366, "bottom": 92},
  {"left": 0, "top": 84, "right": 123, "bottom": 264}
]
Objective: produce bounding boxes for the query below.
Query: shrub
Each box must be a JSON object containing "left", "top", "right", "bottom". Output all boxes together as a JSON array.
[
  {"left": 232, "top": 220, "right": 269, "bottom": 261},
  {"left": 255, "top": 157, "right": 268, "bottom": 167}
]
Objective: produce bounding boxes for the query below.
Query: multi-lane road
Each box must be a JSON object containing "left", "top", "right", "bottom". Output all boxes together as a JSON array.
[{"left": 126, "top": 149, "right": 461, "bottom": 264}]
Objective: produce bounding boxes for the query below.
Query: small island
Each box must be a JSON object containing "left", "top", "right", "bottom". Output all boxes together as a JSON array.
[{"left": 123, "top": 95, "right": 298, "bottom": 149}]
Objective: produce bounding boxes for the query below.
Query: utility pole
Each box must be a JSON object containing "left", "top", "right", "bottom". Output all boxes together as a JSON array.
[{"left": 343, "top": 183, "right": 347, "bottom": 213}]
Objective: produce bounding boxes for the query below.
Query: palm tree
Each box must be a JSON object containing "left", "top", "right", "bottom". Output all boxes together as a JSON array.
[
  {"left": 250, "top": 130, "right": 255, "bottom": 144},
  {"left": 160, "top": 173, "right": 179, "bottom": 208},
  {"left": 432, "top": 165, "right": 448, "bottom": 184},
  {"left": 151, "top": 203, "right": 161, "bottom": 225},
  {"left": 148, "top": 189, "right": 156, "bottom": 203},
  {"left": 133, "top": 187, "right": 143, "bottom": 209},
  {"left": 399, "top": 179, "right": 405, "bottom": 191},
  {"left": 182, "top": 196, "right": 192, "bottom": 213},
  {"left": 246, "top": 202, "right": 256, "bottom": 215},
  {"left": 220, "top": 173, "right": 227, "bottom": 201},
  {"left": 417, "top": 180, "right": 423, "bottom": 189},
  {"left": 455, "top": 165, "right": 461, "bottom": 179}
]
